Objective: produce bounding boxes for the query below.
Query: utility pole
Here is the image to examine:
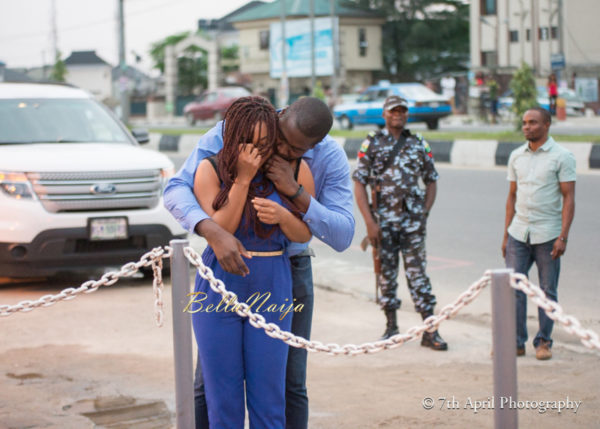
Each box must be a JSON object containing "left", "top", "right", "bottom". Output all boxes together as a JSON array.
[
  {"left": 309, "top": 0, "right": 316, "bottom": 92},
  {"left": 330, "top": 0, "right": 338, "bottom": 102},
  {"left": 117, "top": 0, "right": 130, "bottom": 124},
  {"left": 279, "top": 0, "right": 289, "bottom": 108},
  {"left": 50, "top": 0, "right": 58, "bottom": 61}
]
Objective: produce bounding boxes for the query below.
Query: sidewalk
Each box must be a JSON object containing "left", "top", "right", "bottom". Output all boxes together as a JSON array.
[{"left": 1, "top": 274, "right": 597, "bottom": 428}]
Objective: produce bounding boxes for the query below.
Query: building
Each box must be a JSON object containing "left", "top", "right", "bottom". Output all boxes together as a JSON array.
[
  {"left": 64, "top": 51, "right": 113, "bottom": 101},
  {"left": 470, "top": 0, "right": 600, "bottom": 108},
  {"left": 228, "top": 0, "right": 385, "bottom": 101}
]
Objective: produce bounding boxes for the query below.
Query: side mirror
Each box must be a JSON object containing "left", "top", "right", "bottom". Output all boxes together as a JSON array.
[{"left": 131, "top": 128, "right": 149, "bottom": 144}]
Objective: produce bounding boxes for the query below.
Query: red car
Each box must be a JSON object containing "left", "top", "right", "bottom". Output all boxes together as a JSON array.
[{"left": 183, "top": 86, "right": 251, "bottom": 125}]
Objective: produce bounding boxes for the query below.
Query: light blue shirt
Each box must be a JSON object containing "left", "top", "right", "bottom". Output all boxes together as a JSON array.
[
  {"left": 163, "top": 121, "right": 355, "bottom": 255},
  {"left": 507, "top": 136, "right": 576, "bottom": 244}
]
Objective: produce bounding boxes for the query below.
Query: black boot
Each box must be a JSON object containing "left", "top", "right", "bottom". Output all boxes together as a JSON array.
[
  {"left": 420, "top": 311, "right": 448, "bottom": 351},
  {"left": 380, "top": 309, "right": 399, "bottom": 340}
]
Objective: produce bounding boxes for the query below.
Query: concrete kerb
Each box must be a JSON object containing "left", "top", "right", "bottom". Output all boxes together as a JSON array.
[{"left": 151, "top": 133, "right": 600, "bottom": 173}]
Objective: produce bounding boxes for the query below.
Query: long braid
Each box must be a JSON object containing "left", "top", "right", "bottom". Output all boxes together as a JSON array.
[{"left": 212, "top": 96, "right": 279, "bottom": 239}]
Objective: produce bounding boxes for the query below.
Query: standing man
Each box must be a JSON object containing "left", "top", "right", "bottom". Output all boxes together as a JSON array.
[
  {"left": 164, "top": 96, "right": 355, "bottom": 429},
  {"left": 502, "top": 107, "right": 576, "bottom": 360},
  {"left": 440, "top": 75, "right": 456, "bottom": 113},
  {"left": 353, "top": 95, "right": 447, "bottom": 351}
]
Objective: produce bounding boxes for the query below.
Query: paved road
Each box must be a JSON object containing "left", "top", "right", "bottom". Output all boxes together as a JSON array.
[{"left": 311, "top": 164, "right": 600, "bottom": 323}]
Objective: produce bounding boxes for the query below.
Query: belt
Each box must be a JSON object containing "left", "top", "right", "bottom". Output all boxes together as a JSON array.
[{"left": 247, "top": 250, "right": 285, "bottom": 257}]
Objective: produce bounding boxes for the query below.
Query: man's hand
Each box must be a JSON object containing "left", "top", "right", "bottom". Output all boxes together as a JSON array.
[
  {"left": 551, "top": 238, "right": 567, "bottom": 260},
  {"left": 196, "top": 219, "right": 251, "bottom": 276},
  {"left": 264, "top": 155, "right": 298, "bottom": 196},
  {"left": 252, "top": 197, "right": 286, "bottom": 224},
  {"left": 366, "top": 219, "right": 381, "bottom": 249}
]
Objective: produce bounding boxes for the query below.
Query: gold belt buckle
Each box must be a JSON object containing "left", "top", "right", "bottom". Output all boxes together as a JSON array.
[{"left": 247, "top": 250, "right": 285, "bottom": 257}]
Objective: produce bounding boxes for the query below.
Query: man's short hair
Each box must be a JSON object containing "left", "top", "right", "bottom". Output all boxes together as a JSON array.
[
  {"left": 526, "top": 106, "right": 552, "bottom": 125},
  {"left": 285, "top": 96, "right": 333, "bottom": 142}
]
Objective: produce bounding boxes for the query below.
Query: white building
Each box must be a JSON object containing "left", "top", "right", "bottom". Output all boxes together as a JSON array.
[
  {"left": 470, "top": 0, "right": 600, "bottom": 106},
  {"left": 64, "top": 51, "right": 113, "bottom": 102}
]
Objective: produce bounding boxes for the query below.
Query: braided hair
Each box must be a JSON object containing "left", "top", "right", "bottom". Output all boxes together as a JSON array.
[{"left": 212, "top": 96, "right": 279, "bottom": 239}]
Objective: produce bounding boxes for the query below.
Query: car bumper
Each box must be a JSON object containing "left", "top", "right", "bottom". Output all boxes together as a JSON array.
[{"left": 0, "top": 225, "right": 187, "bottom": 278}]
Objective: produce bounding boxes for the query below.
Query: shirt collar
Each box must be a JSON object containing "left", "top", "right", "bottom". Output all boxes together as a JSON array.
[{"left": 526, "top": 136, "right": 555, "bottom": 152}]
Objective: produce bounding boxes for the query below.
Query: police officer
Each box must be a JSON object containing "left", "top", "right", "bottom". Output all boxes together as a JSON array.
[{"left": 352, "top": 95, "right": 448, "bottom": 351}]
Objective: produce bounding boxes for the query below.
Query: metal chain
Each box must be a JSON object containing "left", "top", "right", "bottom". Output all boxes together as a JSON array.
[
  {"left": 184, "top": 246, "right": 491, "bottom": 355},
  {"left": 510, "top": 273, "right": 600, "bottom": 351},
  {"left": 0, "top": 247, "right": 171, "bottom": 323}
]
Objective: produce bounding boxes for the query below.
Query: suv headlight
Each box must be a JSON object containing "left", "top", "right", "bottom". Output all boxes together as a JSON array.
[
  {"left": 0, "top": 172, "right": 35, "bottom": 199},
  {"left": 160, "top": 167, "right": 175, "bottom": 193}
]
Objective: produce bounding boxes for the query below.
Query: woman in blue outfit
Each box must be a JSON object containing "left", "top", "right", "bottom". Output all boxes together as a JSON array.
[{"left": 190, "top": 96, "right": 314, "bottom": 428}]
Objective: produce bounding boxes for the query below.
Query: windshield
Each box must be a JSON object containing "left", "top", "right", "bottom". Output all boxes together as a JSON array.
[
  {"left": 0, "top": 98, "right": 131, "bottom": 144},
  {"left": 395, "top": 84, "right": 440, "bottom": 100}
]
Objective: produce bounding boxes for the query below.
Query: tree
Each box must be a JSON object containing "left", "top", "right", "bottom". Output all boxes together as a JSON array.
[
  {"left": 149, "top": 32, "right": 207, "bottom": 95},
  {"left": 50, "top": 50, "right": 67, "bottom": 82},
  {"left": 510, "top": 62, "right": 538, "bottom": 130},
  {"left": 343, "top": 0, "right": 469, "bottom": 81}
]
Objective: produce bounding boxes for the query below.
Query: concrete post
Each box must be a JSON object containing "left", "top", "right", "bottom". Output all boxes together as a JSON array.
[
  {"left": 170, "top": 239, "right": 195, "bottom": 429},
  {"left": 491, "top": 268, "right": 518, "bottom": 429}
]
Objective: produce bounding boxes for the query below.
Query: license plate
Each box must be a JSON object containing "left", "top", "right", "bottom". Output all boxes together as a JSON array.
[{"left": 89, "top": 217, "right": 128, "bottom": 241}]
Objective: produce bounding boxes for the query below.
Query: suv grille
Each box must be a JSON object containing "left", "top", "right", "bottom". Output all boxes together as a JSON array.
[{"left": 27, "top": 170, "right": 162, "bottom": 213}]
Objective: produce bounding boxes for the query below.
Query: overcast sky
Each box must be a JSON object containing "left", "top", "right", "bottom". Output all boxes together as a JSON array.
[{"left": 0, "top": 0, "right": 255, "bottom": 75}]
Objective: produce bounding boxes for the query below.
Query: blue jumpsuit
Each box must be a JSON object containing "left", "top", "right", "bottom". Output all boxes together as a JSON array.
[{"left": 191, "top": 176, "right": 293, "bottom": 429}]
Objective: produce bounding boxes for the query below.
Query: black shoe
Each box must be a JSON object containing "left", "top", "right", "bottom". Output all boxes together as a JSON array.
[
  {"left": 421, "top": 331, "right": 448, "bottom": 351},
  {"left": 380, "top": 326, "right": 399, "bottom": 340}
]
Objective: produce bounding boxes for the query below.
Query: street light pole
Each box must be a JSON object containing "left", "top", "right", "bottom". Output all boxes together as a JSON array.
[
  {"left": 117, "top": 0, "right": 130, "bottom": 124},
  {"left": 279, "top": 0, "right": 289, "bottom": 108}
]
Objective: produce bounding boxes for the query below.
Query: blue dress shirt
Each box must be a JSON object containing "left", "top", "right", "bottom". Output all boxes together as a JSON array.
[{"left": 163, "top": 121, "right": 355, "bottom": 255}]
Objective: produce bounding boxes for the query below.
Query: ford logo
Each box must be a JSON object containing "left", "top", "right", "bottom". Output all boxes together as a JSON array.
[{"left": 91, "top": 183, "right": 117, "bottom": 194}]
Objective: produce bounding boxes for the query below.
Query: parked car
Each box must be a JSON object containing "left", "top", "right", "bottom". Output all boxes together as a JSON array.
[
  {"left": 0, "top": 82, "right": 187, "bottom": 278},
  {"left": 333, "top": 82, "right": 452, "bottom": 130},
  {"left": 498, "top": 86, "right": 585, "bottom": 117},
  {"left": 183, "top": 86, "right": 251, "bottom": 125}
]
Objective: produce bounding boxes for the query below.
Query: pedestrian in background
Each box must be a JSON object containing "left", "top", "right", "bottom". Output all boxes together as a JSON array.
[
  {"left": 502, "top": 107, "right": 576, "bottom": 360},
  {"left": 440, "top": 75, "right": 456, "bottom": 113},
  {"left": 352, "top": 95, "right": 448, "bottom": 351},
  {"left": 548, "top": 73, "right": 558, "bottom": 116}
]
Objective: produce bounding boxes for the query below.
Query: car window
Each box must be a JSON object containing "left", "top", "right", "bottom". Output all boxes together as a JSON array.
[
  {"left": 0, "top": 98, "right": 130, "bottom": 144},
  {"left": 375, "top": 89, "right": 389, "bottom": 101},
  {"left": 395, "top": 84, "right": 439, "bottom": 99},
  {"left": 223, "top": 88, "right": 250, "bottom": 98}
]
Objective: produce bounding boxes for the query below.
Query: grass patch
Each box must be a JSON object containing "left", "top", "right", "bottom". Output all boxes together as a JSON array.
[{"left": 149, "top": 128, "right": 599, "bottom": 143}]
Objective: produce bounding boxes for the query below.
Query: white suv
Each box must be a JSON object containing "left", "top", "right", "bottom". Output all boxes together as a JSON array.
[{"left": 0, "top": 82, "right": 187, "bottom": 277}]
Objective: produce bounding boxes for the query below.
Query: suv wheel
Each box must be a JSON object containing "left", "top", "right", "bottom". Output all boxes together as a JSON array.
[
  {"left": 426, "top": 118, "right": 439, "bottom": 130},
  {"left": 339, "top": 115, "right": 353, "bottom": 130},
  {"left": 186, "top": 113, "right": 196, "bottom": 126}
]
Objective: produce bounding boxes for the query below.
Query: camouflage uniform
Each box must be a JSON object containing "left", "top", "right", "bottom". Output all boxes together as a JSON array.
[{"left": 352, "top": 128, "right": 438, "bottom": 314}]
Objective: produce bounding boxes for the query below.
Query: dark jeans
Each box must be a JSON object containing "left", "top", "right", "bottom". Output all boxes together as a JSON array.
[
  {"left": 505, "top": 235, "right": 560, "bottom": 348},
  {"left": 193, "top": 254, "right": 314, "bottom": 429}
]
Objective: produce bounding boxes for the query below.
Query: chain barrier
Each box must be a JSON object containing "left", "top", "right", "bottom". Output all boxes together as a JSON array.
[
  {"left": 184, "top": 246, "right": 492, "bottom": 355},
  {"left": 1, "top": 244, "right": 599, "bottom": 354},
  {"left": 510, "top": 273, "right": 600, "bottom": 351},
  {"left": 0, "top": 246, "right": 171, "bottom": 327}
]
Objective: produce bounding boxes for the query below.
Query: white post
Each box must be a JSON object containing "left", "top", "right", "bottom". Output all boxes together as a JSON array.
[
  {"left": 170, "top": 239, "right": 195, "bottom": 429},
  {"left": 491, "top": 268, "right": 518, "bottom": 429}
]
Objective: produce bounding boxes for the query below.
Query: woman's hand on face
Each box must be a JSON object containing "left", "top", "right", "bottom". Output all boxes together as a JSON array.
[
  {"left": 236, "top": 144, "right": 262, "bottom": 184},
  {"left": 252, "top": 197, "right": 286, "bottom": 224}
]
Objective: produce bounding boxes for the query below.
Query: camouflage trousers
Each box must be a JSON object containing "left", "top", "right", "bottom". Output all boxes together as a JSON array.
[{"left": 377, "top": 220, "right": 437, "bottom": 315}]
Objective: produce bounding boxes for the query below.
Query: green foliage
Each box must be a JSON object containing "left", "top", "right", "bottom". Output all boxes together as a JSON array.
[
  {"left": 510, "top": 62, "right": 538, "bottom": 130},
  {"left": 149, "top": 31, "right": 208, "bottom": 95},
  {"left": 220, "top": 45, "right": 239, "bottom": 73},
  {"left": 50, "top": 50, "right": 67, "bottom": 82},
  {"left": 313, "top": 81, "right": 326, "bottom": 101},
  {"left": 343, "top": 0, "right": 469, "bottom": 80}
]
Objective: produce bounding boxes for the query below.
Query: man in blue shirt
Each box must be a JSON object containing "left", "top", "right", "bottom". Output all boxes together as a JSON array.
[{"left": 164, "top": 96, "right": 355, "bottom": 429}]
